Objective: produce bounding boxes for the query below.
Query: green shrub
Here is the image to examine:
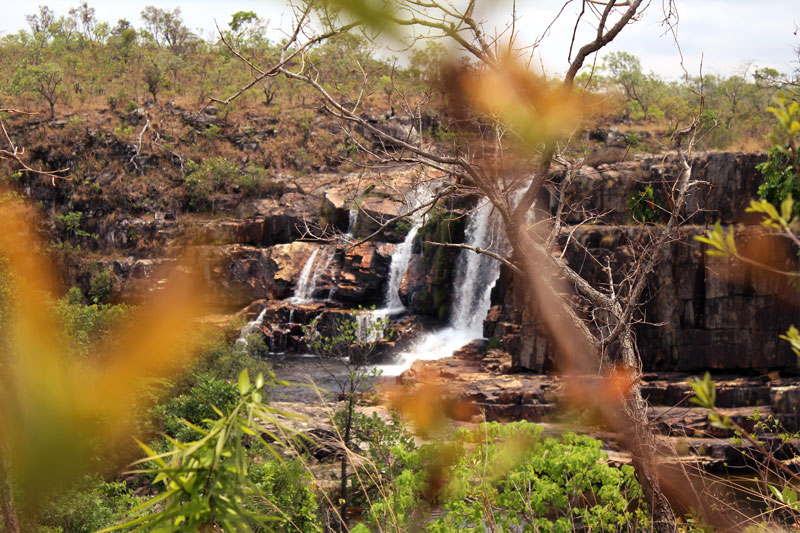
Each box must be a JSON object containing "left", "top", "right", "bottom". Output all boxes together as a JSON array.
[
  {"left": 184, "top": 157, "right": 239, "bottom": 206},
  {"left": 364, "top": 421, "right": 650, "bottom": 532},
  {"left": 33, "top": 474, "right": 138, "bottom": 533},
  {"left": 89, "top": 268, "right": 114, "bottom": 304},
  {"left": 108, "top": 370, "right": 293, "bottom": 532},
  {"left": 54, "top": 210, "right": 97, "bottom": 243},
  {"left": 113, "top": 124, "right": 134, "bottom": 137},
  {"left": 625, "top": 132, "right": 643, "bottom": 147},
  {"left": 195, "top": 335, "right": 274, "bottom": 382},
  {"left": 626, "top": 185, "right": 662, "bottom": 223},
  {"left": 757, "top": 146, "right": 800, "bottom": 218},
  {"left": 55, "top": 293, "right": 131, "bottom": 358},
  {"left": 236, "top": 165, "right": 285, "bottom": 197},
  {"left": 247, "top": 458, "right": 320, "bottom": 531},
  {"left": 157, "top": 374, "right": 239, "bottom": 441}
]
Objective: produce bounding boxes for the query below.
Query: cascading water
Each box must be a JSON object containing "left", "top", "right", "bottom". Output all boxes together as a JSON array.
[
  {"left": 383, "top": 224, "right": 420, "bottom": 312},
  {"left": 382, "top": 189, "right": 434, "bottom": 312},
  {"left": 353, "top": 190, "right": 431, "bottom": 342},
  {"left": 235, "top": 307, "right": 267, "bottom": 351},
  {"left": 347, "top": 208, "right": 359, "bottom": 238},
  {"left": 309, "top": 247, "right": 334, "bottom": 297},
  {"left": 376, "top": 200, "right": 507, "bottom": 375},
  {"left": 449, "top": 201, "right": 506, "bottom": 331},
  {"left": 292, "top": 248, "right": 321, "bottom": 303},
  {"left": 291, "top": 245, "right": 336, "bottom": 304}
]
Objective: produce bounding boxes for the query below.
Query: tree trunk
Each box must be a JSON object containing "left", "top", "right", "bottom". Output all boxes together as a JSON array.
[
  {"left": 508, "top": 233, "right": 682, "bottom": 532},
  {"left": 338, "top": 391, "right": 354, "bottom": 531},
  {"left": 0, "top": 440, "right": 20, "bottom": 533},
  {"left": 623, "top": 391, "right": 679, "bottom": 532}
]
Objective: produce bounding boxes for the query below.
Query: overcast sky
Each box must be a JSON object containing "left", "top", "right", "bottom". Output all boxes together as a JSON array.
[{"left": 2, "top": 1, "right": 797, "bottom": 79}]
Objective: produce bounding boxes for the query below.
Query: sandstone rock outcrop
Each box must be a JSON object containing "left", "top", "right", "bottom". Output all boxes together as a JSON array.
[{"left": 488, "top": 151, "right": 800, "bottom": 374}]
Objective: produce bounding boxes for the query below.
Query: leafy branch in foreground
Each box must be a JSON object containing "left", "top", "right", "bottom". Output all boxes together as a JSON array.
[
  {"left": 781, "top": 325, "right": 800, "bottom": 356},
  {"left": 101, "top": 369, "right": 306, "bottom": 533}
]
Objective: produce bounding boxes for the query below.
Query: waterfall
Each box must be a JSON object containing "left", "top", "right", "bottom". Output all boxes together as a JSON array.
[
  {"left": 350, "top": 190, "right": 431, "bottom": 343},
  {"left": 235, "top": 307, "right": 267, "bottom": 351},
  {"left": 449, "top": 201, "right": 506, "bottom": 332},
  {"left": 382, "top": 189, "right": 432, "bottom": 311},
  {"left": 347, "top": 208, "right": 359, "bottom": 237},
  {"left": 383, "top": 225, "right": 419, "bottom": 311},
  {"left": 376, "top": 200, "right": 508, "bottom": 376},
  {"left": 308, "top": 247, "right": 334, "bottom": 297},
  {"left": 291, "top": 246, "right": 335, "bottom": 303},
  {"left": 292, "top": 248, "right": 321, "bottom": 303}
]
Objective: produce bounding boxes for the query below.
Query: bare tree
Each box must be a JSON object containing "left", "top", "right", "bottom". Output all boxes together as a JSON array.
[
  {"left": 0, "top": 108, "right": 70, "bottom": 184},
  {"left": 217, "top": 1, "right": 711, "bottom": 530}
]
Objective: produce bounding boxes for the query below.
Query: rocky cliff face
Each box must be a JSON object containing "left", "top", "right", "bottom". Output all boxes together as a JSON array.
[
  {"left": 487, "top": 152, "right": 800, "bottom": 374},
  {"left": 12, "top": 114, "right": 793, "bottom": 375},
  {"left": 557, "top": 152, "right": 767, "bottom": 225}
]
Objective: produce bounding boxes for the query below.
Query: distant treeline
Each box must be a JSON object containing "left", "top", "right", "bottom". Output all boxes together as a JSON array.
[{"left": 2, "top": 3, "right": 799, "bottom": 150}]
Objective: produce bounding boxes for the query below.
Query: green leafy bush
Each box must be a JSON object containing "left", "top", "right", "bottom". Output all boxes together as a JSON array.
[
  {"left": 157, "top": 374, "right": 239, "bottom": 442},
  {"left": 55, "top": 290, "right": 131, "bottom": 358},
  {"left": 33, "top": 474, "right": 139, "bottom": 533},
  {"left": 197, "top": 335, "right": 274, "bottom": 382},
  {"left": 89, "top": 268, "right": 114, "bottom": 304},
  {"left": 237, "top": 165, "right": 285, "bottom": 197},
  {"left": 184, "top": 159, "right": 283, "bottom": 209},
  {"left": 364, "top": 421, "right": 650, "bottom": 532},
  {"left": 184, "top": 157, "right": 239, "bottom": 199},
  {"left": 757, "top": 147, "right": 800, "bottom": 218},
  {"left": 626, "top": 185, "right": 662, "bottom": 223},
  {"left": 104, "top": 370, "right": 294, "bottom": 532},
  {"left": 247, "top": 458, "right": 320, "bottom": 531}
]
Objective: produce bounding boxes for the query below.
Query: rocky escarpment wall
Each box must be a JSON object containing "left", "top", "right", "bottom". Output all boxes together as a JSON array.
[{"left": 486, "top": 152, "right": 800, "bottom": 374}]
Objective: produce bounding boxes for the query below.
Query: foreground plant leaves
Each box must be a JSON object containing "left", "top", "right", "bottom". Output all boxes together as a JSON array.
[{"left": 0, "top": 194, "right": 211, "bottom": 510}]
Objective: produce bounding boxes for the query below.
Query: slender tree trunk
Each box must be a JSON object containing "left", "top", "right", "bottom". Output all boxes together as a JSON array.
[
  {"left": 0, "top": 439, "right": 20, "bottom": 533},
  {"left": 338, "top": 390, "right": 354, "bottom": 531}
]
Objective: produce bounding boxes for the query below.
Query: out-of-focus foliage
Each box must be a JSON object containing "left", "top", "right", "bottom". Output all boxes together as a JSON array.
[
  {"left": 695, "top": 221, "right": 739, "bottom": 257},
  {"left": 781, "top": 325, "right": 800, "bottom": 356},
  {"left": 0, "top": 193, "right": 210, "bottom": 521},
  {"left": 747, "top": 195, "right": 798, "bottom": 231}
]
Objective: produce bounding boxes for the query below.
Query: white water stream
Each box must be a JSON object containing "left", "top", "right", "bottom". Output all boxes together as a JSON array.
[
  {"left": 353, "top": 190, "right": 432, "bottom": 341},
  {"left": 235, "top": 306, "right": 268, "bottom": 351},
  {"left": 291, "top": 248, "right": 321, "bottom": 303},
  {"left": 376, "top": 200, "right": 507, "bottom": 375}
]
